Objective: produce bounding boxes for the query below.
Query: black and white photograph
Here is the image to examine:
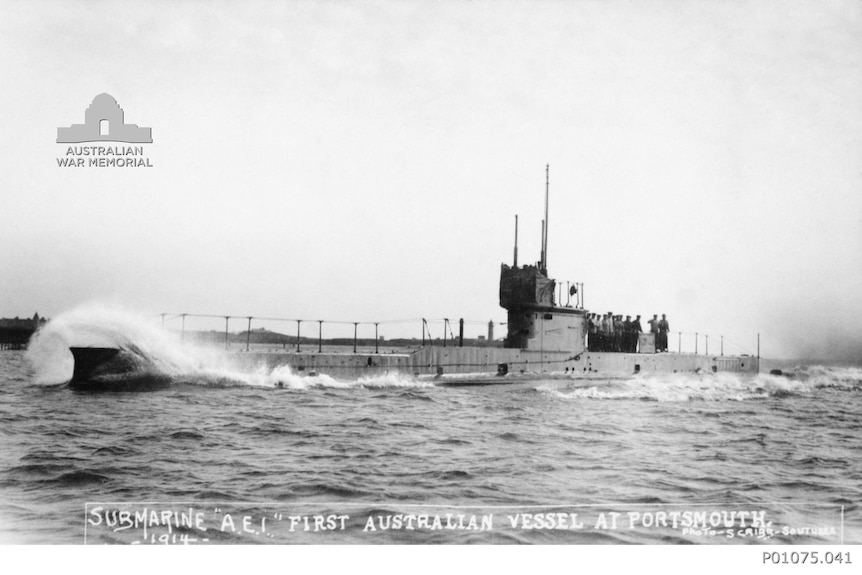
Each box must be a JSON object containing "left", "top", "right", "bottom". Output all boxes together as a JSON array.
[{"left": 0, "top": 0, "right": 860, "bottom": 567}]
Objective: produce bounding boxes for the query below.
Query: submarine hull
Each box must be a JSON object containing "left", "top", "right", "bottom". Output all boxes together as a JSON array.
[
  {"left": 230, "top": 346, "right": 758, "bottom": 382},
  {"left": 66, "top": 344, "right": 758, "bottom": 391}
]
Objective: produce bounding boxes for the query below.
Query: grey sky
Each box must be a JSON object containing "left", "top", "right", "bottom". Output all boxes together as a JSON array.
[{"left": 1, "top": 0, "right": 860, "bottom": 360}]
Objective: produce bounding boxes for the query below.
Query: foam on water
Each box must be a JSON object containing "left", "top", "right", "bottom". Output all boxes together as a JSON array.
[
  {"left": 24, "top": 303, "right": 430, "bottom": 390},
  {"left": 254, "top": 366, "right": 432, "bottom": 390},
  {"left": 26, "top": 303, "right": 246, "bottom": 385},
  {"left": 783, "top": 364, "right": 862, "bottom": 389},
  {"left": 354, "top": 370, "right": 435, "bottom": 389},
  {"left": 540, "top": 367, "right": 862, "bottom": 402}
]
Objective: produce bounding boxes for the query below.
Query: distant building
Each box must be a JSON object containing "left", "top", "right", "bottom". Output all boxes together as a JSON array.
[
  {"left": 0, "top": 313, "right": 47, "bottom": 349},
  {"left": 0, "top": 313, "right": 46, "bottom": 329}
]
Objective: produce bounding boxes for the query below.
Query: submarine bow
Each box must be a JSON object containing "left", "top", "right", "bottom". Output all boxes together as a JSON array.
[{"left": 69, "top": 346, "right": 171, "bottom": 391}]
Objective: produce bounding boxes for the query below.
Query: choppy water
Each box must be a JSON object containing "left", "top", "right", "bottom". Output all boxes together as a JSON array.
[{"left": 1, "top": 309, "right": 860, "bottom": 545}]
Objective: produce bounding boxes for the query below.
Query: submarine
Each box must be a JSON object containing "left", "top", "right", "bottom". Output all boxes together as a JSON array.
[{"left": 67, "top": 167, "right": 758, "bottom": 390}]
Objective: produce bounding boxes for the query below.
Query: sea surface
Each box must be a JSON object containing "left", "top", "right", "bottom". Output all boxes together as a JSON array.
[{"left": 1, "top": 312, "right": 860, "bottom": 545}]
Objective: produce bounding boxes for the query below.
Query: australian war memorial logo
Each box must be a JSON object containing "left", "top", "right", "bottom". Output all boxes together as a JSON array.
[{"left": 57, "top": 93, "right": 153, "bottom": 167}]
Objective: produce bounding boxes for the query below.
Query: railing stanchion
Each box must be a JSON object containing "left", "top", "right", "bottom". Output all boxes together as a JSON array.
[
  {"left": 375, "top": 323, "right": 379, "bottom": 354},
  {"left": 353, "top": 322, "right": 358, "bottom": 353},
  {"left": 246, "top": 317, "right": 252, "bottom": 351}
]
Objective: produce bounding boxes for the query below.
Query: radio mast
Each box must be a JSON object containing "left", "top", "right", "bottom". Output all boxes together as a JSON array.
[{"left": 542, "top": 164, "right": 549, "bottom": 274}]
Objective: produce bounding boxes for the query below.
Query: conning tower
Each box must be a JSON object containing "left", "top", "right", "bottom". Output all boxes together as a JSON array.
[{"left": 499, "top": 166, "right": 587, "bottom": 354}]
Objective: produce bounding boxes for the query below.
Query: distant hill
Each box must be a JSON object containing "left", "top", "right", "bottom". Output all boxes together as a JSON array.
[{"left": 179, "top": 327, "right": 502, "bottom": 350}]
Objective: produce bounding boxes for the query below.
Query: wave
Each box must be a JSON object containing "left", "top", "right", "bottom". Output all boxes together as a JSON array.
[
  {"left": 540, "top": 367, "right": 862, "bottom": 402},
  {"left": 778, "top": 364, "right": 862, "bottom": 389},
  {"left": 49, "top": 470, "right": 111, "bottom": 486},
  {"left": 25, "top": 303, "right": 433, "bottom": 391},
  {"left": 26, "top": 303, "right": 221, "bottom": 385}
]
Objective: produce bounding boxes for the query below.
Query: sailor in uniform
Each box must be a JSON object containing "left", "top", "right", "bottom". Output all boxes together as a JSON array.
[
  {"left": 648, "top": 314, "right": 659, "bottom": 353},
  {"left": 632, "top": 315, "right": 643, "bottom": 353},
  {"left": 658, "top": 314, "right": 670, "bottom": 352},
  {"left": 601, "top": 313, "right": 613, "bottom": 352},
  {"left": 613, "top": 315, "right": 623, "bottom": 352},
  {"left": 623, "top": 315, "right": 633, "bottom": 352}
]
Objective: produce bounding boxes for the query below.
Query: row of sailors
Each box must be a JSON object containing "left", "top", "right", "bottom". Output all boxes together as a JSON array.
[{"left": 587, "top": 313, "right": 670, "bottom": 353}]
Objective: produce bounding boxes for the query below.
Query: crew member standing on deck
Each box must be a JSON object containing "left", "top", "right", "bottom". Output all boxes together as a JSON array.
[
  {"left": 614, "top": 315, "right": 623, "bottom": 352},
  {"left": 659, "top": 314, "right": 670, "bottom": 352},
  {"left": 596, "top": 314, "right": 602, "bottom": 350},
  {"left": 609, "top": 315, "right": 616, "bottom": 352},
  {"left": 623, "top": 315, "right": 633, "bottom": 352},
  {"left": 648, "top": 314, "right": 659, "bottom": 353},
  {"left": 602, "top": 313, "right": 613, "bottom": 352},
  {"left": 632, "top": 315, "right": 643, "bottom": 353}
]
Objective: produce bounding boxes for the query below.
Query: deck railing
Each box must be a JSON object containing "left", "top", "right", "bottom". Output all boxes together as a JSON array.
[{"left": 158, "top": 313, "right": 502, "bottom": 353}]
